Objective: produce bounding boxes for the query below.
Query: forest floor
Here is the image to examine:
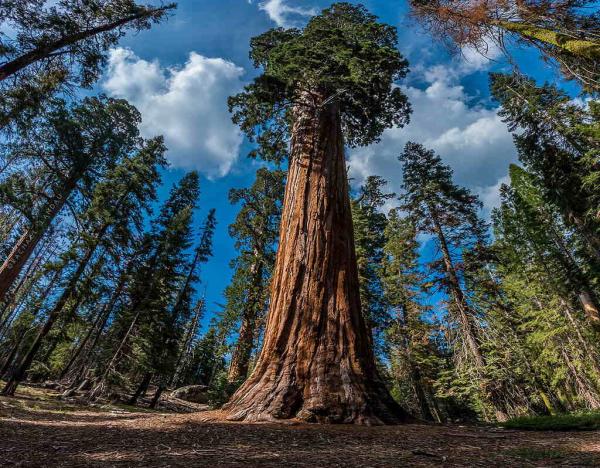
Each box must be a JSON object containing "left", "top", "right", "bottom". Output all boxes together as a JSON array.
[{"left": 1, "top": 385, "right": 600, "bottom": 467}]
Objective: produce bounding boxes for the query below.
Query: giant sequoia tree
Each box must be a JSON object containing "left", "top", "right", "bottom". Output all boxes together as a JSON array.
[{"left": 223, "top": 3, "right": 411, "bottom": 424}]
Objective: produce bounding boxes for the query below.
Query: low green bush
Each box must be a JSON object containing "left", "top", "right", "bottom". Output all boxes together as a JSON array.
[{"left": 503, "top": 411, "right": 600, "bottom": 431}]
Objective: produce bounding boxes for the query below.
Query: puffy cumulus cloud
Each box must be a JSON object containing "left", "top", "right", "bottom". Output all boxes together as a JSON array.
[
  {"left": 103, "top": 48, "right": 245, "bottom": 179},
  {"left": 348, "top": 71, "right": 517, "bottom": 214},
  {"left": 257, "top": 0, "right": 316, "bottom": 27}
]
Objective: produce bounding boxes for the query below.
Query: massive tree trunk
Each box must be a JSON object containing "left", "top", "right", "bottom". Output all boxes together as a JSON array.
[{"left": 223, "top": 92, "right": 409, "bottom": 425}]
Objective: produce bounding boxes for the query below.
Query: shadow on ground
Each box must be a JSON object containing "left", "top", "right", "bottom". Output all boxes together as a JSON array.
[{"left": 1, "top": 387, "right": 599, "bottom": 467}]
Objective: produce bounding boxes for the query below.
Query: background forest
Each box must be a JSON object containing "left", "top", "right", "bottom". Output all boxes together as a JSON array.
[{"left": 0, "top": 0, "right": 598, "bottom": 429}]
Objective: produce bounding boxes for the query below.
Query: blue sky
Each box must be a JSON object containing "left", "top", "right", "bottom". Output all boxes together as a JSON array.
[{"left": 100, "top": 0, "right": 573, "bottom": 326}]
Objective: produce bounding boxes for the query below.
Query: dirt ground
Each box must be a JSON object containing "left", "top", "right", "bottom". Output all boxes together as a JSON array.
[{"left": 1, "top": 385, "right": 599, "bottom": 467}]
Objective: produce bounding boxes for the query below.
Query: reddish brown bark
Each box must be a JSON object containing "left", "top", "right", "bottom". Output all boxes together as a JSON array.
[{"left": 223, "top": 93, "right": 409, "bottom": 424}]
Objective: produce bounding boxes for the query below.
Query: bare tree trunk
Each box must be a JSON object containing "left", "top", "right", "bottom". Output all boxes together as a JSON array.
[
  {"left": 0, "top": 8, "right": 171, "bottom": 81},
  {"left": 579, "top": 291, "right": 600, "bottom": 330},
  {"left": 223, "top": 92, "right": 408, "bottom": 424},
  {"left": 1, "top": 239, "right": 99, "bottom": 395},
  {"left": 429, "top": 210, "right": 509, "bottom": 422},
  {"left": 227, "top": 259, "right": 263, "bottom": 384},
  {"left": 0, "top": 180, "right": 75, "bottom": 303},
  {"left": 430, "top": 211, "right": 485, "bottom": 369},
  {"left": 170, "top": 298, "right": 203, "bottom": 387},
  {"left": 0, "top": 227, "right": 50, "bottom": 319},
  {"left": 149, "top": 385, "right": 164, "bottom": 409},
  {"left": 59, "top": 298, "right": 113, "bottom": 381},
  {"left": 88, "top": 309, "right": 141, "bottom": 400},
  {"left": 128, "top": 373, "right": 152, "bottom": 406}
]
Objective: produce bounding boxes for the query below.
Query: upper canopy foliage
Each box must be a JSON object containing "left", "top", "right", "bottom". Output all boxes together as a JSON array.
[{"left": 228, "top": 2, "right": 411, "bottom": 161}]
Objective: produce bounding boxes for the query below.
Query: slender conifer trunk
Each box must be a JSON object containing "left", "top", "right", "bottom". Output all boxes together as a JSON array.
[
  {"left": 129, "top": 373, "right": 152, "bottom": 405},
  {"left": 171, "top": 299, "right": 203, "bottom": 387},
  {"left": 224, "top": 92, "right": 408, "bottom": 424},
  {"left": 59, "top": 299, "right": 114, "bottom": 381},
  {"left": 1, "top": 227, "right": 106, "bottom": 395},
  {"left": 429, "top": 208, "right": 509, "bottom": 421},
  {"left": 149, "top": 385, "right": 164, "bottom": 409},
  {"left": 0, "top": 9, "right": 166, "bottom": 81},
  {"left": 0, "top": 178, "right": 77, "bottom": 303},
  {"left": 88, "top": 308, "right": 141, "bottom": 400},
  {"left": 227, "top": 258, "right": 263, "bottom": 384},
  {"left": 430, "top": 210, "right": 485, "bottom": 367}
]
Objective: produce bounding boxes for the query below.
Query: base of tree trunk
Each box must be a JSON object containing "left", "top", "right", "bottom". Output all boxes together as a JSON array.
[
  {"left": 222, "top": 374, "right": 411, "bottom": 425},
  {"left": 2, "top": 377, "right": 19, "bottom": 396}
]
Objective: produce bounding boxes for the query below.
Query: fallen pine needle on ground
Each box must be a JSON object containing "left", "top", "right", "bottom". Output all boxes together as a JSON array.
[{"left": 1, "top": 385, "right": 599, "bottom": 467}]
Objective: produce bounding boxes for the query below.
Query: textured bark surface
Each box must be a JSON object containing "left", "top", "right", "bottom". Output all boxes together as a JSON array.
[
  {"left": 579, "top": 291, "right": 600, "bottom": 330},
  {"left": 223, "top": 93, "right": 409, "bottom": 425}
]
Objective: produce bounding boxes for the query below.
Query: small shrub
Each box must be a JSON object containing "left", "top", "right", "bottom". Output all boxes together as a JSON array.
[{"left": 503, "top": 411, "right": 600, "bottom": 431}]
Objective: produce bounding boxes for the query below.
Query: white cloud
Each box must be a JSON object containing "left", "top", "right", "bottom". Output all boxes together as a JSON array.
[
  {"left": 257, "top": 0, "right": 316, "bottom": 27},
  {"left": 348, "top": 69, "right": 517, "bottom": 214},
  {"left": 103, "top": 48, "right": 245, "bottom": 178},
  {"left": 459, "top": 42, "right": 503, "bottom": 74},
  {"left": 477, "top": 175, "right": 510, "bottom": 215}
]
